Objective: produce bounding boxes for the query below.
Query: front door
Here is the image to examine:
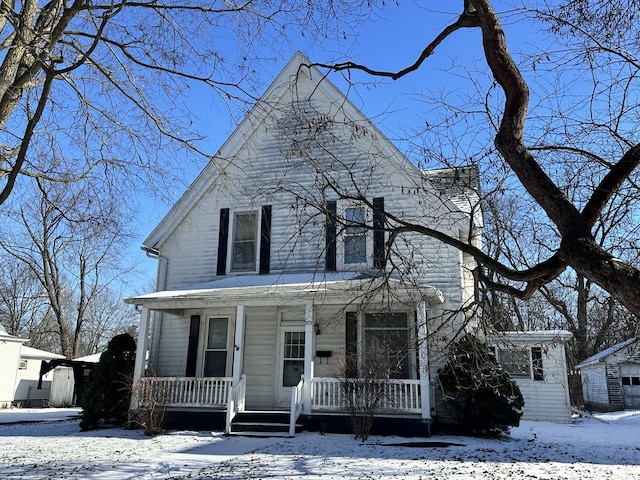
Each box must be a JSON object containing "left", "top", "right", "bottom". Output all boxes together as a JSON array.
[{"left": 276, "top": 328, "right": 305, "bottom": 408}]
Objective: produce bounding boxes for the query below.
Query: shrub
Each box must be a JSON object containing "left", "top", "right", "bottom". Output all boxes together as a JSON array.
[
  {"left": 129, "top": 371, "right": 169, "bottom": 436},
  {"left": 80, "top": 333, "right": 136, "bottom": 431},
  {"left": 338, "top": 353, "right": 394, "bottom": 441},
  {"left": 438, "top": 333, "right": 524, "bottom": 437}
]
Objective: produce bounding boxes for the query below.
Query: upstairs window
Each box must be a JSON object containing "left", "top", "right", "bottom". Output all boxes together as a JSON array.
[
  {"left": 231, "top": 212, "right": 257, "bottom": 272},
  {"left": 344, "top": 206, "right": 367, "bottom": 264}
]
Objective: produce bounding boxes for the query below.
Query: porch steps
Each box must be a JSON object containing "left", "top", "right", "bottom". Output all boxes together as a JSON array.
[{"left": 228, "top": 411, "right": 303, "bottom": 437}]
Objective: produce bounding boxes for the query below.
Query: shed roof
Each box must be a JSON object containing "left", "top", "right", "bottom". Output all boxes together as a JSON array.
[
  {"left": 0, "top": 325, "right": 27, "bottom": 344},
  {"left": 576, "top": 337, "right": 638, "bottom": 369},
  {"left": 20, "top": 346, "right": 65, "bottom": 360}
]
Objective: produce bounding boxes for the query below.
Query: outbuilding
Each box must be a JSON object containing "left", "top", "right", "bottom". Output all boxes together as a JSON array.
[{"left": 576, "top": 338, "right": 640, "bottom": 411}]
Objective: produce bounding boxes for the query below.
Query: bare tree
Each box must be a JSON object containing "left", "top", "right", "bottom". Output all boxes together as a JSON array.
[
  {"left": 310, "top": 1, "right": 640, "bottom": 318},
  {"left": 0, "top": 257, "right": 60, "bottom": 349},
  {"left": 0, "top": 177, "right": 134, "bottom": 357},
  {"left": 0, "top": 0, "right": 380, "bottom": 208}
]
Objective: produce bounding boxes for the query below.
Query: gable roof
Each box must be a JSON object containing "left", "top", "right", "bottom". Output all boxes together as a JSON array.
[
  {"left": 576, "top": 337, "right": 639, "bottom": 369},
  {"left": 143, "top": 51, "right": 466, "bottom": 251}
]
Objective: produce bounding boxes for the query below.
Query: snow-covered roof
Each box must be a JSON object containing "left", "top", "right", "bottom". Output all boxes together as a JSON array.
[
  {"left": 486, "top": 330, "right": 573, "bottom": 344},
  {"left": 126, "top": 272, "right": 444, "bottom": 308},
  {"left": 20, "top": 345, "right": 65, "bottom": 360},
  {"left": 0, "top": 325, "right": 27, "bottom": 344},
  {"left": 73, "top": 353, "right": 101, "bottom": 363},
  {"left": 576, "top": 337, "right": 638, "bottom": 369}
]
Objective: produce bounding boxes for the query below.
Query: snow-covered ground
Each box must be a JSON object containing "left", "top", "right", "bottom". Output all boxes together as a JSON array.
[{"left": 0, "top": 408, "right": 638, "bottom": 479}]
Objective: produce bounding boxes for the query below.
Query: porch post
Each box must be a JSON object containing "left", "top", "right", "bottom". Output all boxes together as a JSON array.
[
  {"left": 232, "top": 304, "right": 245, "bottom": 385},
  {"left": 416, "top": 301, "right": 431, "bottom": 420},
  {"left": 303, "top": 303, "right": 314, "bottom": 414},
  {"left": 130, "top": 306, "right": 151, "bottom": 409}
]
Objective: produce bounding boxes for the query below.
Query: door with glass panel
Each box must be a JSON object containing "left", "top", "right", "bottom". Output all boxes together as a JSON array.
[
  {"left": 277, "top": 328, "right": 305, "bottom": 407},
  {"left": 204, "top": 317, "right": 228, "bottom": 377}
]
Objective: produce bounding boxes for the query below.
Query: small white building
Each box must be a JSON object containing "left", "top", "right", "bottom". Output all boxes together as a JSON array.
[
  {"left": 15, "top": 346, "right": 65, "bottom": 407},
  {"left": 0, "top": 326, "right": 27, "bottom": 408},
  {"left": 0, "top": 325, "right": 64, "bottom": 408},
  {"left": 48, "top": 353, "right": 101, "bottom": 407},
  {"left": 488, "top": 330, "right": 573, "bottom": 423},
  {"left": 577, "top": 338, "right": 640, "bottom": 412}
]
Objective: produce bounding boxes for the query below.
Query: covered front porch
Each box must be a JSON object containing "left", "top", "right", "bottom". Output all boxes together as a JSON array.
[
  {"left": 134, "top": 374, "right": 425, "bottom": 435},
  {"left": 126, "top": 273, "right": 443, "bottom": 436}
]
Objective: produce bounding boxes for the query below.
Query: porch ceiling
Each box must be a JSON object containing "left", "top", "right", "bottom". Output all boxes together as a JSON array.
[{"left": 125, "top": 272, "right": 445, "bottom": 310}]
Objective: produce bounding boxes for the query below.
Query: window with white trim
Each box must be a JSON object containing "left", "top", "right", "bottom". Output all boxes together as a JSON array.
[
  {"left": 495, "top": 347, "right": 544, "bottom": 381},
  {"left": 344, "top": 206, "right": 367, "bottom": 265},
  {"left": 204, "top": 317, "right": 228, "bottom": 377},
  {"left": 363, "top": 312, "right": 410, "bottom": 379},
  {"left": 231, "top": 212, "right": 257, "bottom": 272}
]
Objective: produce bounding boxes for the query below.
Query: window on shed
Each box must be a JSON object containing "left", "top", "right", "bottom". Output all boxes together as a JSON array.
[
  {"left": 495, "top": 347, "right": 544, "bottom": 381},
  {"left": 623, "top": 376, "right": 640, "bottom": 386},
  {"left": 498, "top": 348, "right": 531, "bottom": 378},
  {"left": 231, "top": 212, "right": 257, "bottom": 272}
]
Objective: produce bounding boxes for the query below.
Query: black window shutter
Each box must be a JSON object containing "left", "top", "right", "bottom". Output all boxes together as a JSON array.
[
  {"left": 259, "top": 205, "right": 272, "bottom": 274},
  {"left": 216, "top": 208, "right": 229, "bottom": 276},
  {"left": 532, "top": 347, "right": 544, "bottom": 381},
  {"left": 373, "top": 197, "right": 385, "bottom": 269},
  {"left": 186, "top": 315, "right": 200, "bottom": 377},
  {"left": 325, "top": 200, "right": 337, "bottom": 271},
  {"left": 345, "top": 311, "right": 358, "bottom": 377}
]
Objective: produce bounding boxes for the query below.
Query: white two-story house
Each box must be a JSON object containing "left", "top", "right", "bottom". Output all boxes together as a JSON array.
[{"left": 126, "top": 52, "right": 571, "bottom": 435}]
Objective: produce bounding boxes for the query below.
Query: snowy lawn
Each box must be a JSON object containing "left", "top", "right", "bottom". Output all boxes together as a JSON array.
[{"left": 0, "top": 408, "right": 638, "bottom": 479}]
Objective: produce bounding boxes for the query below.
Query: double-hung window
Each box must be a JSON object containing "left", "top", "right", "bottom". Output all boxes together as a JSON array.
[
  {"left": 231, "top": 212, "right": 257, "bottom": 272},
  {"left": 344, "top": 206, "right": 367, "bottom": 264}
]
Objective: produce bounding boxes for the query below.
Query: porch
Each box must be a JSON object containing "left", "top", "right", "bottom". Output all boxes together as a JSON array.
[{"left": 134, "top": 374, "right": 425, "bottom": 436}]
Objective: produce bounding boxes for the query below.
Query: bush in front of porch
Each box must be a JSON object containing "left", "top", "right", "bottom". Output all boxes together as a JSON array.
[{"left": 438, "top": 333, "right": 524, "bottom": 437}]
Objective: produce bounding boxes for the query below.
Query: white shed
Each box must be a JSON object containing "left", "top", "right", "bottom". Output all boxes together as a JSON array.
[
  {"left": 488, "top": 330, "right": 574, "bottom": 423},
  {"left": 576, "top": 338, "right": 640, "bottom": 412},
  {"left": 48, "top": 353, "right": 101, "bottom": 407},
  {"left": 14, "top": 346, "right": 65, "bottom": 407},
  {"left": 0, "top": 326, "right": 27, "bottom": 408}
]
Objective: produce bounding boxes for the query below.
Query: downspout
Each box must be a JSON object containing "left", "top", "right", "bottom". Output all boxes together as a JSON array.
[{"left": 141, "top": 245, "right": 168, "bottom": 368}]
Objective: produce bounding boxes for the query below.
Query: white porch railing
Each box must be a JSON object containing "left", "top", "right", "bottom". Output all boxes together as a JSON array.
[
  {"left": 289, "top": 377, "right": 304, "bottom": 436},
  {"left": 311, "top": 377, "right": 422, "bottom": 414},
  {"left": 225, "top": 374, "right": 247, "bottom": 434},
  {"left": 138, "top": 376, "right": 232, "bottom": 408}
]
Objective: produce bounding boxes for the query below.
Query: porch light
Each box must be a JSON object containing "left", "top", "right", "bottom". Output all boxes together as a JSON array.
[{"left": 314, "top": 322, "right": 321, "bottom": 335}]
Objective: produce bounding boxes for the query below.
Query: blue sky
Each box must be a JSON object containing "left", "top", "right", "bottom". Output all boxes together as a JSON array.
[{"left": 131, "top": 1, "right": 540, "bottom": 291}]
